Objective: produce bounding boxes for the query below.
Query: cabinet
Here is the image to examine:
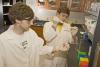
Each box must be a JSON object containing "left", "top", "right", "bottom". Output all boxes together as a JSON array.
[
  {"left": 0, "top": 0, "right": 25, "bottom": 33},
  {"left": 35, "top": 0, "right": 97, "bottom": 11},
  {"left": 1, "top": 0, "right": 25, "bottom": 25},
  {"left": 2, "top": 0, "right": 17, "bottom": 25}
]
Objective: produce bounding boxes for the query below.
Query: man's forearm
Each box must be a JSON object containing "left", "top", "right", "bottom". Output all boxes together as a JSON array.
[{"left": 46, "top": 34, "right": 57, "bottom": 43}]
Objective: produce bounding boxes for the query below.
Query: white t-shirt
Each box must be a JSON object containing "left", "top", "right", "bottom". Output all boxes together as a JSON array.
[{"left": 0, "top": 25, "right": 53, "bottom": 67}]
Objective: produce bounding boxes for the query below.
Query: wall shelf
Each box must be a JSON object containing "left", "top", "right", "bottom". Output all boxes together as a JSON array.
[{"left": 3, "top": 5, "right": 12, "bottom": 6}]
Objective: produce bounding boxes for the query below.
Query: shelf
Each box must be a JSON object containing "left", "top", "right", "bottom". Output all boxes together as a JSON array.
[
  {"left": 3, "top": 5, "right": 12, "bottom": 6},
  {"left": 3, "top": 13, "right": 9, "bottom": 15},
  {"left": 87, "top": 15, "right": 98, "bottom": 20},
  {"left": 73, "top": 1, "right": 80, "bottom": 4},
  {"left": 86, "top": 10, "right": 98, "bottom": 17},
  {"left": 85, "top": 6, "right": 100, "bottom": 19}
]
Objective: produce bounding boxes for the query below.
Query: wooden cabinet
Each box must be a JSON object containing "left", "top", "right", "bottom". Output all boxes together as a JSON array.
[
  {"left": 31, "top": 25, "right": 46, "bottom": 45},
  {"left": 32, "top": 0, "right": 97, "bottom": 11},
  {"left": 68, "top": 0, "right": 93, "bottom": 12}
]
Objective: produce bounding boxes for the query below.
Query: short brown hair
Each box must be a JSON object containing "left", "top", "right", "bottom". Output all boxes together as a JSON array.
[
  {"left": 8, "top": 2, "right": 34, "bottom": 24},
  {"left": 57, "top": 7, "right": 70, "bottom": 16}
]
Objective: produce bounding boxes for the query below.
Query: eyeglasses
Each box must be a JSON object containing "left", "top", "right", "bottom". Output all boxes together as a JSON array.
[
  {"left": 61, "top": 13, "right": 69, "bottom": 18},
  {"left": 24, "top": 17, "right": 34, "bottom": 21}
]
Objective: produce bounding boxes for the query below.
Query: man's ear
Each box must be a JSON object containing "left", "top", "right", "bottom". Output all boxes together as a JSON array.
[{"left": 15, "top": 19, "right": 21, "bottom": 24}]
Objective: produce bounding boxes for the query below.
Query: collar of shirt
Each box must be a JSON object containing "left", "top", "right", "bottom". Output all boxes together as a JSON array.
[{"left": 4, "top": 25, "right": 26, "bottom": 40}]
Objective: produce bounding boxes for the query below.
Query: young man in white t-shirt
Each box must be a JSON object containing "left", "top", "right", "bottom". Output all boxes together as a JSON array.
[{"left": 0, "top": 2, "right": 68, "bottom": 67}]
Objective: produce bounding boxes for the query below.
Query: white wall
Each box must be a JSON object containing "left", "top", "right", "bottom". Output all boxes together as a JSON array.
[
  {"left": 35, "top": 6, "right": 57, "bottom": 20},
  {"left": 26, "top": 0, "right": 57, "bottom": 21}
]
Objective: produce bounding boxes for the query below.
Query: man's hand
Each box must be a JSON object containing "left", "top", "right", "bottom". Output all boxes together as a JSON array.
[
  {"left": 60, "top": 43, "right": 70, "bottom": 51},
  {"left": 53, "top": 43, "right": 70, "bottom": 52}
]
